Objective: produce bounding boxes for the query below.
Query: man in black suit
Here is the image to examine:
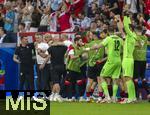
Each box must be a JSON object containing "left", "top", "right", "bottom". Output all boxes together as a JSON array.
[{"left": 0, "top": 27, "right": 13, "bottom": 43}]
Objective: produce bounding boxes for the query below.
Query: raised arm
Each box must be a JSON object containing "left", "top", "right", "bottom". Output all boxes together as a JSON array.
[{"left": 123, "top": 16, "right": 133, "bottom": 37}]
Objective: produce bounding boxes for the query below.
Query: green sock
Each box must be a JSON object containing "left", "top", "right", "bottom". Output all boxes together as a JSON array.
[
  {"left": 131, "top": 81, "right": 136, "bottom": 99},
  {"left": 126, "top": 80, "right": 136, "bottom": 100},
  {"left": 101, "top": 81, "right": 109, "bottom": 98},
  {"left": 113, "top": 84, "right": 118, "bottom": 98}
]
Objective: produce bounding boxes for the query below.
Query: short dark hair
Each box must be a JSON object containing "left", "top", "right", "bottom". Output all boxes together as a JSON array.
[
  {"left": 19, "top": 23, "right": 26, "bottom": 28},
  {"left": 20, "top": 36, "right": 28, "bottom": 40},
  {"left": 74, "top": 33, "right": 82, "bottom": 42},
  {"left": 108, "top": 27, "right": 115, "bottom": 34},
  {"left": 135, "top": 26, "right": 143, "bottom": 32}
]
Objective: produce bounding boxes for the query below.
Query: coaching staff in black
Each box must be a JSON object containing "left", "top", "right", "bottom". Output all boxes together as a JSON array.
[
  {"left": 13, "top": 36, "right": 35, "bottom": 90},
  {"left": 48, "top": 34, "right": 67, "bottom": 101}
]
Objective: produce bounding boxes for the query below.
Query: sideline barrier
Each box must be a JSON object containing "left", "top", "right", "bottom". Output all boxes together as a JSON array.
[
  {"left": 18, "top": 31, "right": 76, "bottom": 42},
  {"left": 0, "top": 43, "right": 19, "bottom": 90}
]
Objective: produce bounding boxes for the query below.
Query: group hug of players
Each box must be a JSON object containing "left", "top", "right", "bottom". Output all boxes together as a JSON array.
[
  {"left": 58, "top": 15, "right": 149, "bottom": 104},
  {"left": 14, "top": 15, "right": 149, "bottom": 103}
]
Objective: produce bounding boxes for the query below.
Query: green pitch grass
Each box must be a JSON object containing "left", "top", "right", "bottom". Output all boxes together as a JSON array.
[{"left": 51, "top": 102, "right": 150, "bottom": 115}]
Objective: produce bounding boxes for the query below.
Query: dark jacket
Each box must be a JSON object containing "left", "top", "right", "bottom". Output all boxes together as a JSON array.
[{"left": 2, "top": 34, "right": 14, "bottom": 43}]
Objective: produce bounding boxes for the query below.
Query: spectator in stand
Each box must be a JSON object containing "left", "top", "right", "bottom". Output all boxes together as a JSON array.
[
  {"left": 90, "top": 21, "right": 98, "bottom": 32},
  {"left": 3, "top": 1, "right": 15, "bottom": 32},
  {"left": 49, "top": 11, "right": 58, "bottom": 32},
  {"left": 0, "top": 27, "right": 13, "bottom": 43},
  {"left": 125, "top": 0, "right": 139, "bottom": 19},
  {"left": 0, "top": 4, "right": 4, "bottom": 27},
  {"left": 79, "top": 13, "right": 91, "bottom": 31},
  {"left": 108, "top": 0, "right": 119, "bottom": 14},
  {"left": 18, "top": 23, "right": 26, "bottom": 33},
  {"left": 11, "top": 1, "right": 19, "bottom": 32},
  {"left": 30, "top": 7, "right": 41, "bottom": 32},
  {"left": 36, "top": 0, "right": 50, "bottom": 32},
  {"left": 142, "top": 0, "right": 150, "bottom": 21},
  {"left": 87, "top": 0, "right": 97, "bottom": 17},
  {"left": 50, "top": 0, "right": 63, "bottom": 12},
  {"left": 58, "top": 6, "right": 74, "bottom": 32},
  {"left": 96, "top": 19, "right": 104, "bottom": 32},
  {"left": 21, "top": 0, "right": 34, "bottom": 32},
  {"left": 98, "top": 0, "right": 104, "bottom": 7},
  {"left": 88, "top": 2, "right": 99, "bottom": 20}
]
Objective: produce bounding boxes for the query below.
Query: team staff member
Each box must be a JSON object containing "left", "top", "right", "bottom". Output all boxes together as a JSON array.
[
  {"left": 48, "top": 34, "right": 67, "bottom": 102},
  {"left": 13, "top": 36, "right": 35, "bottom": 91},
  {"left": 35, "top": 33, "right": 50, "bottom": 91},
  {"left": 133, "top": 28, "right": 148, "bottom": 99}
]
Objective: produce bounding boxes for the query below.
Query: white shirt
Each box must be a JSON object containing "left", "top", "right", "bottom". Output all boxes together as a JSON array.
[
  {"left": 127, "top": 0, "right": 137, "bottom": 13},
  {"left": 63, "top": 40, "right": 73, "bottom": 47},
  {"left": 36, "top": 42, "right": 50, "bottom": 64},
  {"left": 88, "top": 0, "right": 94, "bottom": 7},
  {"left": 0, "top": 34, "right": 6, "bottom": 43},
  {"left": 40, "top": 14, "right": 49, "bottom": 26},
  {"left": 81, "top": 17, "right": 91, "bottom": 29}
]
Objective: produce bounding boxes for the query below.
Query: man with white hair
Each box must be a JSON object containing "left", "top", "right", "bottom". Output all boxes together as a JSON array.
[{"left": 35, "top": 33, "right": 50, "bottom": 91}]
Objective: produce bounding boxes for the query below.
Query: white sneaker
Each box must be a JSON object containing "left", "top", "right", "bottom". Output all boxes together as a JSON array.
[
  {"left": 79, "top": 97, "right": 85, "bottom": 102},
  {"left": 49, "top": 93, "right": 55, "bottom": 101},
  {"left": 32, "top": 96, "right": 43, "bottom": 101},
  {"left": 53, "top": 94, "right": 63, "bottom": 102},
  {"left": 62, "top": 98, "right": 69, "bottom": 102},
  {"left": 67, "top": 97, "right": 76, "bottom": 102},
  {"left": 96, "top": 97, "right": 102, "bottom": 103},
  {"left": 111, "top": 97, "right": 118, "bottom": 103},
  {"left": 17, "top": 96, "right": 24, "bottom": 101},
  {"left": 120, "top": 98, "right": 137, "bottom": 104},
  {"left": 67, "top": 98, "right": 72, "bottom": 102},
  {"left": 91, "top": 96, "right": 97, "bottom": 101},
  {"left": 71, "top": 97, "right": 76, "bottom": 102},
  {"left": 100, "top": 97, "right": 111, "bottom": 103},
  {"left": 86, "top": 97, "right": 91, "bottom": 102}
]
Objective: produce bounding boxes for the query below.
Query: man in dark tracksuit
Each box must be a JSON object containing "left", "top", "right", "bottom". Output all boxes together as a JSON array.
[{"left": 13, "top": 36, "right": 35, "bottom": 90}]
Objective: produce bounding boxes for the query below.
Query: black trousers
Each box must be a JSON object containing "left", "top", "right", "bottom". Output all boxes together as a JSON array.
[
  {"left": 38, "top": 26, "right": 48, "bottom": 32},
  {"left": 37, "top": 64, "right": 51, "bottom": 90},
  {"left": 19, "top": 68, "right": 34, "bottom": 90}
]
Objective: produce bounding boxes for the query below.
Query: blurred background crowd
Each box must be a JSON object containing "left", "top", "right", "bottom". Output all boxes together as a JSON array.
[{"left": 0, "top": 0, "right": 149, "bottom": 37}]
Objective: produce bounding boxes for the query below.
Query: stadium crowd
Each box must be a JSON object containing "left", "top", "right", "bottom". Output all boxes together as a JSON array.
[{"left": 0, "top": 0, "right": 150, "bottom": 103}]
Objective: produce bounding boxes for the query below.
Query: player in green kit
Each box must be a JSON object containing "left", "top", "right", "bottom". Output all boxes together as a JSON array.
[
  {"left": 121, "top": 15, "right": 137, "bottom": 103},
  {"left": 65, "top": 33, "right": 87, "bottom": 101},
  {"left": 85, "top": 31, "right": 106, "bottom": 102},
  {"left": 85, "top": 28, "right": 123, "bottom": 103}
]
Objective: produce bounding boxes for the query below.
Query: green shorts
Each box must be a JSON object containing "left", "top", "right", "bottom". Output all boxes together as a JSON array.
[
  {"left": 122, "top": 58, "right": 134, "bottom": 77},
  {"left": 100, "top": 61, "right": 121, "bottom": 79}
]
